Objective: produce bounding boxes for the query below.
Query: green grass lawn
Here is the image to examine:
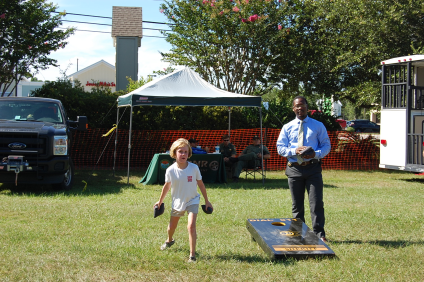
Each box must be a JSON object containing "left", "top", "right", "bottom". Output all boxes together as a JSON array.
[{"left": 1, "top": 169, "right": 423, "bottom": 281}]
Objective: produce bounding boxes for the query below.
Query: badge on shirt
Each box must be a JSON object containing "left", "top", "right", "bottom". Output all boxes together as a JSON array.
[{"left": 187, "top": 176, "right": 193, "bottom": 182}]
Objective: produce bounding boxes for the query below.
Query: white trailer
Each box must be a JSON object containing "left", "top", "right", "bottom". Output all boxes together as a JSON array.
[{"left": 380, "top": 55, "right": 424, "bottom": 172}]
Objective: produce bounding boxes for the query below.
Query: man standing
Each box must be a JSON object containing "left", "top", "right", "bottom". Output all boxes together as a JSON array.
[
  {"left": 231, "top": 135, "right": 270, "bottom": 183},
  {"left": 276, "top": 96, "right": 331, "bottom": 242}
]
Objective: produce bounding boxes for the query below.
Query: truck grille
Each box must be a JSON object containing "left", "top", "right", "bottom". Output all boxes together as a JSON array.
[{"left": 0, "top": 131, "right": 47, "bottom": 162}]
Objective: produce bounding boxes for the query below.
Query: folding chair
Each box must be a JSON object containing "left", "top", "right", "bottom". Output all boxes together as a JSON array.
[{"left": 243, "top": 160, "right": 266, "bottom": 181}]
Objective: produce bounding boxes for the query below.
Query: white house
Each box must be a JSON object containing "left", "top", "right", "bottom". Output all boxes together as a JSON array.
[
  {"left": 1, "top": 79, "right": 45, "bottom": 97},
  {"left": 67, "top": 60, "right": 116, "bottom": 92}
]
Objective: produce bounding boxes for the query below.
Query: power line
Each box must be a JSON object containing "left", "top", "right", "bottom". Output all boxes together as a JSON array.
[
  {"left": 56, "top": 11, "right": 112, "bottom": 19},
  {"left": 63, "top": 20, "right": 111, "bottom": 26},
  {"left": 53, "top": 11, "right": 174, "bottom": 26},
  {"left": 57, "top": 27, "right": 167, "bottom": 38},
  {"left": 61, "top": 20, "right": 172, "bottom": 32}
]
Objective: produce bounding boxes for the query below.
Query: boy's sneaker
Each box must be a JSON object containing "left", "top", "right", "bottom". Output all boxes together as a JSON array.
[
  {"left": 188, "top": 256, "right": 196, "bottom": 263},
  {"left": 160, "top": 239, "right": 175, "bottom": 250}
]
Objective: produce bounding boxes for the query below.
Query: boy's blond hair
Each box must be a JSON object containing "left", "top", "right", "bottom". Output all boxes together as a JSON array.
[{"left": 169, "top": 138, "right": 192, "bottom": 159}]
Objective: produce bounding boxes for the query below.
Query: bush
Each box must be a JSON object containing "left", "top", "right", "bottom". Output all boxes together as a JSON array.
[
  {"left": 309, "top": 111, "right": 342, "bottom": 131},
  {"left": 30, "top": 80, "right": 120, "bottom": 129},
  {"left": 30, "top": 80, "right": 342, "bottom": 131}
]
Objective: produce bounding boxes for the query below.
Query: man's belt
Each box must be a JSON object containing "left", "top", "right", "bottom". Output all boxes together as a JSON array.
[{"left": 288, "top": 159, "right": 320, "bottom": 167}]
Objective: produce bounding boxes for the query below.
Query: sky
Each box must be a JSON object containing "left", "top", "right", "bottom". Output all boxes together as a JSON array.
[{"left": 37, "top": 0, "right": 174, "bottom": 82}]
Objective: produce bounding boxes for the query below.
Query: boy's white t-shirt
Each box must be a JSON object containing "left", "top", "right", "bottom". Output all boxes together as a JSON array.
[{"left": 165, "top": 162, "right": 202, "bottom": 211}]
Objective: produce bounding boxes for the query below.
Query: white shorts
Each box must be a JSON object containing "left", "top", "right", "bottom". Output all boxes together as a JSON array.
[{"left": 171, "top": 204, "right": 199, "bottom": 217}]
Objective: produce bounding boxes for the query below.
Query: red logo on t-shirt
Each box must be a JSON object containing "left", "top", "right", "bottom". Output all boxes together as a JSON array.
[{"left": 188, "top": 176, "right": 192, "bottom": 182}]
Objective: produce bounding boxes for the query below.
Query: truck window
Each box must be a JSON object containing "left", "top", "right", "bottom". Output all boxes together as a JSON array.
[{"left": 0, "top": 101, "right": 63, "bottom": 123}]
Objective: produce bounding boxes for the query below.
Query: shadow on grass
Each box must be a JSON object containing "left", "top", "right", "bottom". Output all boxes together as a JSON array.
[
  {"left": 212, "top": 253, "right": 337, "bottom": 264},
  {"left": 370, "top": 240, "right": 424, "bottom": 248},
  {"left": 331, "top": 239, "right": 424, "bottom": 248},
  {"left": 212, "top": 254, "right": 296, "bottom": 265},
  {"left": 165, "top": 245, "right": 333, "bottom": 264},
  {"left": 214, "top": 178, "right": 339, "bottom": 190},
  {"left": 210, "top": 178, "right": 290, "bottom": 190},
  {"left": 0, "top": 169, "right": 146, "bottom": 197},
  {"left": 0, "top": 168, "right": 340, "bottom": 195},
  {"left": 163, "top": 248, "right": 300, "bottom": 264},
  {"left": 401, "top": 177, "right": 424, "bottom": 184}
]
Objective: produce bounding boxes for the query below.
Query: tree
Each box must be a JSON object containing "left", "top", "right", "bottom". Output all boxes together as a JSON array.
[
  {"left": 0, "top": 0, "right": 73, "bottom": 96},
  {"left": 160, "top": 0, "right": 292, "bottom": 94},
  {"left": 161, "top": 0, "right": 424, "bottom": 110},
  {"left": 125, "top": 76, "right": 154, "bottom": 93},
  {"left": 296, "top": 0, "right": 424, "bottom": 110},
  {"left": 30, "top": 79, "right": 120, "bottom": 128},
  {"left": 152, "top": 66, "right": 175, "bottom": 77}
]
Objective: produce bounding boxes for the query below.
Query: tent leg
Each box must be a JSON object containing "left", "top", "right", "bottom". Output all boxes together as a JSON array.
[
  {"left": 259, "top": 107, "right": 264, "bottom": 184},
  {"left": 113, "top": 107, "right": 120, "bottom": 177},
  {"left": 127, "top": 106, "right": 133, "bottom": 185},
  {"left": 228, "top": 107, "right": 231, "bottom": 137}
]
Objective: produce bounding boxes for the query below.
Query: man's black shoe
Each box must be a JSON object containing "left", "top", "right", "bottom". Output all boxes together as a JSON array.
[
  {"left": 229, "top": 157, "right": 239, "bottom": 163},
  {"left": 232, "top": 177, "right": 239, "bottom": 183}
]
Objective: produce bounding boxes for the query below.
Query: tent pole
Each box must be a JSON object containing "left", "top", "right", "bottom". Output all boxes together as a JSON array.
[
  {"left": 259, "top": 107, "right": 264, "bottom": 184},
  {"left": 127, "top": 106, "right": 133, "bottom": 185},
  {"left": 113, "top": 107, "right": 120, "bottom": 177},
  {"left": 228, "top": 107, "right": 231, "bottom": 136}
]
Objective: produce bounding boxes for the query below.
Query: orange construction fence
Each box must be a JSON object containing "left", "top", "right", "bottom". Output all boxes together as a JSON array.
[{"left": 71, "top": 128, "right": 380, "bottom": 171}]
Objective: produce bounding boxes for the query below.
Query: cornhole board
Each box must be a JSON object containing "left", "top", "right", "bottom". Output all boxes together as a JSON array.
[{"left": 246, "top": 218, "right": 335, "bottom": 259}]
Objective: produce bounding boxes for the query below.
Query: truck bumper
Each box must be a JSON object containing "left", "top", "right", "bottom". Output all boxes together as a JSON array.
[
  {"left": 0, "top": 171, "right": 65, "bottom": 184},
  {"left": 0, "top": 157, "right": 69, "bottom": 185}
]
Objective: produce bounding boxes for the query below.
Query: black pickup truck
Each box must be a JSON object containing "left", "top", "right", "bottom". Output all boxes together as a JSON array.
[{"left": 0, "top": 97, "right": 87, "bottom": 189}]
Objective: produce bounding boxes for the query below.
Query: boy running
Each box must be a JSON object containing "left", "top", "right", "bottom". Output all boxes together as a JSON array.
[{"left": 154, "top": 138, "right": 213, "bottom": 262}]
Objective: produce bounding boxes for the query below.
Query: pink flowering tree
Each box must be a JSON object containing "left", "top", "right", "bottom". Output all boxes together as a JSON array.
[
  {"left": 159, "top": 0, "right": 294, "bottom": 94},
  {"left": 0, "top": 0, "right": 73, "bottom": 96}
]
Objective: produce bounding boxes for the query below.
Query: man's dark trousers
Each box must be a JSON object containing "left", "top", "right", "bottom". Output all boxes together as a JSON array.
[{"left": 285, "top": 162, "right": 325, "bottom": 238}]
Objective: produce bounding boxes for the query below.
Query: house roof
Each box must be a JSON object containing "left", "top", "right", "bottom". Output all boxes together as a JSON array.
[{"left": 67, "top": 60, "right": 115, "bottom": 78}]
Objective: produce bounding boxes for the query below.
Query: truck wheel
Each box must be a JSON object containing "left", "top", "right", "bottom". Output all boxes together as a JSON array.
[{"left": 53, "top": 159, "right": 74, "bottom": 190}]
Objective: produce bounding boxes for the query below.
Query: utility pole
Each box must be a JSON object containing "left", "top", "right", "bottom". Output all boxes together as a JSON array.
[{"left": 15, "top": 65, "right": 18, "bottom": 97}]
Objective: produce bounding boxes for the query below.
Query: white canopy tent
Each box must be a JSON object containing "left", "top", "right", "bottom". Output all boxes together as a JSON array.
[{"left": 115, "top": 67, "right": 265, "bottom": 183}]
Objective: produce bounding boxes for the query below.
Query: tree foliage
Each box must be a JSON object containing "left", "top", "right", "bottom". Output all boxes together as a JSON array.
[
  {"left": 30, "top": 79, "right": 119, "bottom": 128},
  {"left": 160, "top": 0, "right": 424, "bottom": 110},
  {"left": 160, "top": 0, "right": 290, "bottom": 94},
  {"left": 29, "top": 77, "right": 339, "bottom": 131},
  {"left": 308, "top": 0, "right": 424, "bottom": 109},
  {"left": 125, "top": 76, "right": 154, "bottom": 93},
  {"left": 0, "top": 0, "right": 73, "bottom": 96}
]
